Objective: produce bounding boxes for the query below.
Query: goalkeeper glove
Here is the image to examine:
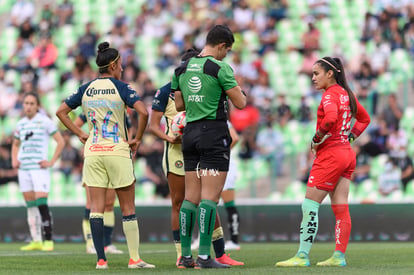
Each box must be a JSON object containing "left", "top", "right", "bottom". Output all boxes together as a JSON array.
[
  {"left": 348, "top": 133, "right": 356, "bottom": 144},
  {"left": 311, "top": 133, "right": 331, "bottom": 155}
]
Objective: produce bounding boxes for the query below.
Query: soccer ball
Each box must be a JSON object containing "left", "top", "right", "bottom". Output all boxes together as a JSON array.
[{"left": 171, "top": 111, "right": 187, "bottom": 136}]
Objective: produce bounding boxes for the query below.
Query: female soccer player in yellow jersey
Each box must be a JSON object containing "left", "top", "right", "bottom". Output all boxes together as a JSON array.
[{"left": 56, "top": 42, "right": 154, "bottom": 270}]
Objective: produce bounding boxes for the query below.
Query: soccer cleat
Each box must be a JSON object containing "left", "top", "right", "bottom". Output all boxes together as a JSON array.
[
  {"left": 275, "top": 251, "right": 310, "bottom": 267},
  {"left": 177, "top": 256, "right": 197, "bottom": 269},
  {"left": 216, "top": 253, "right": 244, "bottom": 266},
  {"left": 42, "top": 240, "right": 54, "bottom": 251},
  {"left": 20, "top": 241, "right": 43, "bottom": 251},
  {"left": 196, "top": 256, "right": 230, "bottom": 269},
  {"left": 96, "top": 259, "right": 108, "bottom": 269},
  {"left": 104, "top": 244, "right": 123, "bottom": 254},
  {"left": 225, "top": 240, "right": 241, "bottom": 250},
  {"left": 128, "top": 259, "right": 156, "bottom": 269},
  {"left": 86, "top": 246, "right": 96, "bottom": 254},
  {"left": 316, "top": 251, "right": 346, "bottom": 267},
  {"left": 176, "top": 256, "right": 181, "bottom": 267}
]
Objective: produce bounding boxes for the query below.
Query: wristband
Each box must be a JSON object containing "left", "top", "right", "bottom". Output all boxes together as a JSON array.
[{"left": 348, "top": 133, "right": 356, "bottom": 144}]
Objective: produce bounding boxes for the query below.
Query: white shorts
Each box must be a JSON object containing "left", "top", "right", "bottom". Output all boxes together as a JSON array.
[
  {"left": 18, "top": 169, "right": 51, "bottom": 193},
  {"left": 223, "top": 159, "right": 237, "bottom": 191}
]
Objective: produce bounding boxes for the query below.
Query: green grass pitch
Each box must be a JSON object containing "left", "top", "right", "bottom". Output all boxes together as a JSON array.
[{"left": 0, "top": 242, "right": 413, "bottom": 274}]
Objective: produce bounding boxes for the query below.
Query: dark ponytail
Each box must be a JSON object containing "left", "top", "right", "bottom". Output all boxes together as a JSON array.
[
  {"left": 96, "top": 42, "right": 120, "bottom": 74},
  {"left": 316, "top": 57, "right": 357, "bottom": 116}
]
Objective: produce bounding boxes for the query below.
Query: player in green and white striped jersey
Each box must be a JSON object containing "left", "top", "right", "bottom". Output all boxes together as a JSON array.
[{"left": 11, "top": 92, "right": 64, "bottom": 251}]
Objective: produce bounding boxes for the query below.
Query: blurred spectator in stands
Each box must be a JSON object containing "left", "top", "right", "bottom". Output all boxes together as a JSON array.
[
  {"left": 171, "top": 10, "right": 192, "bottom": 51},
  {"left": 37, "top": 18, "right": 53, "bottom": 39},
  {"left": 268, "top": 0, "right": 288, "bottom": 21},
  {"left": 20, "top": 67, "right": 35, "bottom": 88},
  {"left": 296, "top": 95, "right": 312, "bottom": 123},
  {"left": 256, "top": 114, "right": 285, "bottom": 177},
  {"left": 228, "top": 51, "right": 258, "bottom": 86},
  {"left": 351, "top": 142, "right": 371, "bottom": 185},
  {"left": 378, "top": 158, "right": 402, "bottom": 197},
  {"left": 5, "top": 37, "right": 33, "bottom": 73},
  {"left": 18, "top": 19, "right": 36, "bottom": 43},
  {"left": 121, "top": 54, "right": 140, "bottom": 82},
  {"left": 307, "top": 0, "right": 329, "bottom": 20},
  {"left": 29, "top": 34, "right": 58, "bottom": 70},
  {"left": 369, "top": 30, "right": 391, "bottom": 75},
  {"left": 37, "top": 67, "right": 56, "bottom": 95},
  {"left": 104, "top": 22, "right": 132, "bottom": 50},
  {"left": 0, "top": 69, "right": 18, "bottom": 120},
  {"left": 40, "top": 3, "right": 55, "bottom": 30},
  {"left": 353, "top": 60, "right": 378, "bottom": 115},
  {"left": 258, "top": 16, "right": 279, "bottom": 56},
  {"left": 299, "top": 48, "right": 319, "bottom": 78},
  {"left": 55, "top": 0, "right": 74, "bottom": 26},
  {"left": 59, "top": 130, "right": 82, "bottom": 184},
  {"left": 392, "top": 155, "right": 414, "bottom": 193},
  {"left": 233, "top": 0, "right": 254, "bottom": 32},
  {"left": 10, "top": 0, "right": 35, "bottom": 27},
  {"left": 361, "top": 12, "right": 379, "bottom": 43},
  {"left": 230, "top": 94, "right": 260, "bottom": 160},
  {"left": 403, "top": 22, "right": 414, "bottom": 57},
  {"left": 141, "top": 78, "right": 157, "bottom": 103},
  {"left": 73, "top": 22, "right": 99, "bottom": 61},
  {"left": 113, "top": 6, "right": 129, "bottom": 31},
  {"left": 300, "top": 20, "right": 320, "bottom": 52},
  {"left": 276, "top": 94, "right": 292, "bottom": 126},
  {"left": 250, "top": 73, "right": 274, "bottom": 109},
  {"left": 386, "top": 123, "right": 407, "bottom": 159},
  {"left": 366, "top": 119, "right": 389, "bottom": 156},
  {"left": 142, "top": 1, "right": 170, "bottom": 39},
  {"left": 0, "top": 136, "right": 18, "bottom": 186},
  {"left": 380, "top": 93, "right": 403, "bottom": 131},
  {"left": 387, "top": 17, "right": 404, "bottom": 50},
  {"left": 156, "top": 32, "right": 179, "bottom": 70},
  {"left": 71, "top": 54, "right": 94, "bottom": 83}
]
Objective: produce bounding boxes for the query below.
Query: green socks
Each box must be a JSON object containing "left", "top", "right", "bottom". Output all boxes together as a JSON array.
[
  {"left": 180, "top": 200, "right": 197, "bottom": 257},
  {"left": 298, "top": 198, "right": 320, "bottom": 255},
  {"left": 198, "top": 199, "right": 217, "bottom": 257}
]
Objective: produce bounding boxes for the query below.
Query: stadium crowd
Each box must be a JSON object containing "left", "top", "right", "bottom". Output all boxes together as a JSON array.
[{"left": 0, "top": 0, "right": 414, "bottom": 202}]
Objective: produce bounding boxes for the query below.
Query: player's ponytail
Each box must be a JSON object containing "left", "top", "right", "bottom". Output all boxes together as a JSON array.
[
  {"left": 317, "top": 57, "right": 357, "bottom": 116},
  {"left": 332, "top": 57, "right": 357, "bottom": 116},
  {"left": 96, "top": 42, "right": 120, "bottom": 74}
]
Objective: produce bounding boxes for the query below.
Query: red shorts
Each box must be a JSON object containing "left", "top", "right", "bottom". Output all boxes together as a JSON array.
[{"left": 307, "top": 147, "right": 356, "bottom": 192}]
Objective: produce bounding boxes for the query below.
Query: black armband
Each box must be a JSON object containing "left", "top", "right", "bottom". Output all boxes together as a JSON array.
[{"left": 241, "top": 90, "right": 247, "bottom": 96}]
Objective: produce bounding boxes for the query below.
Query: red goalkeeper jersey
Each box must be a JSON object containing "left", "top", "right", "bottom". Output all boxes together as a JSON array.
[{"left": 315, "top": 84, "right": 371, "bottom": 153}]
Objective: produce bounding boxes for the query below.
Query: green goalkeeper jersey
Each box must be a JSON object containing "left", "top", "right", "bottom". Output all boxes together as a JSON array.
[{"left": 171, "top": 56, "right": 238, "bottom": 123}]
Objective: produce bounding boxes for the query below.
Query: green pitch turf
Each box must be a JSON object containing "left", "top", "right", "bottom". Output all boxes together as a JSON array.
[{"left": 0, "top": 242, "right": 413, "bottom": 274}]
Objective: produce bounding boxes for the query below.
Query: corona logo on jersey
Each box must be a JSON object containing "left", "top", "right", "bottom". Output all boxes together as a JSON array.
[{"left": 86, "top": 87, "right": 116, "bottom": 97}]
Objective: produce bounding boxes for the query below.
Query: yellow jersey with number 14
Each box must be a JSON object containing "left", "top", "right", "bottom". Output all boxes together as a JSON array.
[{"left": 65, "top": 77, "right": 141, "bottom": 158}]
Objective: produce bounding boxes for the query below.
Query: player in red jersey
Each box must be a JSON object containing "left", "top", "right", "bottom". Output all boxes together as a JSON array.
[{"left": 276, "top": 57, "right": 371, "bottom": 267}]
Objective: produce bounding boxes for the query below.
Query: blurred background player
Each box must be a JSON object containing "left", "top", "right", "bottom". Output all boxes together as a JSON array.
[
  {"left": 74, "top": 113, "right": 128, "bottom": 254},
  {"left": 12, "top": 92, "right": 64, "bottom": 251},
  {"left": 222, "top": 121, "right": 241, "bottom": 251},
  {"left": 56, "top": 42, "right": 154, "bottom": 269},
  {"left": 149, "top": 48, "right": 243, "bottom": 267}
]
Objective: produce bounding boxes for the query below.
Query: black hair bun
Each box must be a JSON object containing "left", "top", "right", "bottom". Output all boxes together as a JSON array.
[{"left": 97, "top": 42, "right": 110, "bottom": 53}]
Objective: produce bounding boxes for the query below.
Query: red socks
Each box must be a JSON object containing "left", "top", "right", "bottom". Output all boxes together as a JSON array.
[{"left": 331, "top": 204, "right": 351, "bottom": 253}]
